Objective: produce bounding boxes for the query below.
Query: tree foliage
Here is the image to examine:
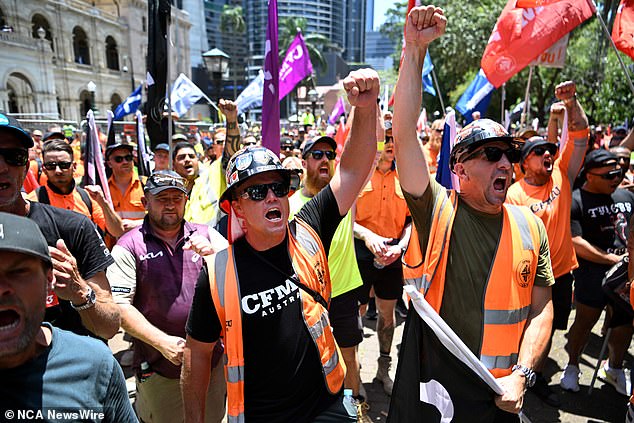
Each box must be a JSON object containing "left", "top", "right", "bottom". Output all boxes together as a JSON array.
[
  {"left": 278, "top": 17, "right": 332, "bottom": 73},
  {"left": 379, "top": 0, "right": 634, "bottom": 127},
  {"left": 220, "top": 5, "right": 245, "bottom": 34}
]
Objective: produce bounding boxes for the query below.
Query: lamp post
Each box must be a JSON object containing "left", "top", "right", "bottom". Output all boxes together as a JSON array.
[
  {"left": 307, "top": 88, "right": 318, "bottom": 123},
  {"left": 122, "top": 55, "right": 136, "bottom": 91},
  {"left": 202, "top": 48, "right": 230, "bottom": 122},
  {"left": 87, "top": 80, "right": 97, "bottom": 115}
]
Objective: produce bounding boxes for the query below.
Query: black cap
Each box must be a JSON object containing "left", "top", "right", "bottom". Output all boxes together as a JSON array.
[
  {"left": 42, "top": 131, "right": 66, "bottom": 142},
  {"left": 280, "top": 137, "right": 294, "bottom": 148},
  {"left": 0, "top": 112, "right": 34, "bottom": 148},
  {"left": 154, "top": 143, "right": 170, "bottom": 152},
  {"left": 520, "top": 137, "right": 558, "bottom": 162},
  {"left": 144, "top": 170, "right": 188, "bottom": 195},
  {"left": 584, "top": 149, "right": 618, "bottom": 171},
  {"left": 613, "top": 126, "right": 628, "bottom": 135},
  {"left": 0, "top": 212, "right": 51, "bottom": 265},
  {"left": 105, "top": 143, "right": 134, "bottom": 158},
  {"left": 302, "top": 136, "right": 337, "bottom": 158}
]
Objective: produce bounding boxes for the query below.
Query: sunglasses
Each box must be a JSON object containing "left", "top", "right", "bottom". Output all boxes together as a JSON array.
[
  {"left": 43, "top": 161, "right": 73, "bottom": 171},
  {"left": 112, "top": 154, "right": 134, "bottom": 163},
  {"left": 150, "top": 174, "right": 186, "bottom": 188},
  {"left": 282, "top": 146, "right": 294, "bottom": 151},
  {"left": 531, "top": 145, "right": 558, "bottom": 156},
  {"left": 240, "top": 181, "right": 290, "bottom": 201},
  {"left": 463, "top": 146, "right": 521, "bottom": 164},
  {"left": 308, "top": 150, "right": 336, "bottom": 160},
  {"left": 0, "top": 148, "right": 29, "bottom": 166},
  {"left": 433, "top": 128, "right": 444, "bottom": 134},
  {"left": 385, "top": 136, "right": 394, "bottom": 143},
  {"left": 588, "top": 169, "right": 623, "bottom": 180}
]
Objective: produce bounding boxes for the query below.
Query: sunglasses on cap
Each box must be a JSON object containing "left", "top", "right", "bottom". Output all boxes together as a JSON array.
[
  {"left": 531, "top": 145, "right": 558, "bottom": 157},
  {"left": 308, "top": 150, "right": 336, "bottom": 160},
  {"left": 43, "top": 161, "right": 73, "bottom": 171},
  {"left": 239, "top": 181, "right": 290, "bottom": 201},
  {"left": 112, "top": 154, "right": 134, "bottom": 163},
  {"left": 462, "top": 146, "right": 521, "bottom": 164},
  {"left": 150, "top": 173, "right": 186, "bottom": 187},
  {"left": 0, "top": 148, "right": 29, "bottom": 166},
  {"left": 588, "top": 169, "right": 623, "bottom": 180}
]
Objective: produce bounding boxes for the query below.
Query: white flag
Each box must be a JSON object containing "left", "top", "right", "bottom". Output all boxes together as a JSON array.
[
  {"left": 236, "top": 71, "right": 264, "bottom": 114},
  {"left": 170, "top": 73, "right": 205, "bottom": 117}
]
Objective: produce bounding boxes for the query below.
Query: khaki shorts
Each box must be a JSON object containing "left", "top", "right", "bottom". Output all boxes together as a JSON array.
[{"left": 135, "top": 360, "right": 226, "bottom": 423}]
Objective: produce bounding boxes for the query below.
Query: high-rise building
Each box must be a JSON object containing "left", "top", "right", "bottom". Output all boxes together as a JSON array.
[
  {"left": 344, "top": 0, "right": 366, "bottom": 63},
  {"left": 365, "top": 0, "right": 374, "bottom": 32},
  {"left": 364, "top": 30, "right": 395, "bottom": 71}
]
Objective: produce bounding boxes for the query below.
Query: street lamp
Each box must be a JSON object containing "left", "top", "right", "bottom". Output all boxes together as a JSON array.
[
  {"left": 121, "top": 55, "right": 136, "bottom": 91},
  {"left": 307, "top": 88, "right": 318, "bottom": 122},
  {"left": 87, "top": 80, "right": 97, "bottom": 114},
  {"left": 202, "top": 48, "right": 230, "bottom": 121}
]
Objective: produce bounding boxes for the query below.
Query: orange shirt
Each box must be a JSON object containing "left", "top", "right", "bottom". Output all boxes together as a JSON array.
[
  {"left": 108, "top": 174, "right": 146, "bottom": 220},
  {"left": 356, "top": 167, "right": 410, "bottom": 239},
  {"left": 506, "top": 129, "right": 588, "bottom": 277},
  {"left": 423, "top": 143, "right": 439, "bottom": 175},
  {"left": 27, "top": 184, "right": 106, "bottom": 231}
]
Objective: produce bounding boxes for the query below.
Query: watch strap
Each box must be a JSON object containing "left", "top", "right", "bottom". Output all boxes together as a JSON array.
[{"left": 70, "top": 287, "right": 96, "bottom": 311}]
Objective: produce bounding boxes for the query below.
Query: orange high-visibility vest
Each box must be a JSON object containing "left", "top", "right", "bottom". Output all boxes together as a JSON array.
[
  {"left": 206, "top": 219, "right": 345, "bottom": 422},
  {"left": 403, "top": 190, "right": 541, "bottom": 377}
]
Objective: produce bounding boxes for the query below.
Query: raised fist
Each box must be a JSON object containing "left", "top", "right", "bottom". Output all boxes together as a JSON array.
[
  {"left": 405, "top": 5, "right": 447, "bottom": 47},
  {"left": 219, "top": 99, "right": 238, "bottom": 120},
  {"left": 555, "top": 81, "right": 576, "bottom": 102},
  {"left": 343, "top": 68, "right": 380, "bottom": 108}
]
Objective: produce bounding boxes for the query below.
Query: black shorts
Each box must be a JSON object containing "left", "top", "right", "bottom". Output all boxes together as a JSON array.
[
  {"left": 552, "top": 272, "right": 574, "bottom": 330},
  {"left": 573, "top": 265, "right": 612, "bottom": 309},
  {"left": 329, "top": 289, "right": 363, "bottom": 348},
  {"left": 354, "top": 239, "right": 404, "bottom": 303}
]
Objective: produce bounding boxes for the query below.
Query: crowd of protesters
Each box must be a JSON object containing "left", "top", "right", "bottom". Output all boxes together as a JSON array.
[{"left": 1, "top": 6, "right": 634, "bottom": 423}]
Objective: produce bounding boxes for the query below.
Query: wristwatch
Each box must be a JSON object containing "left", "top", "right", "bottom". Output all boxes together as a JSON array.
[
  {"left": 70, "top": 286, "right": 96, "bottom": 311},
  {"left": 512, "top": 364, "right": 536, "bottom": 388}
]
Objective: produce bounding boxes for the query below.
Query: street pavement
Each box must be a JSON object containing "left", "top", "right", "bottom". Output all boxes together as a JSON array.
[{"left": 109, "top": 306, "right": 632, "bottom": 422}]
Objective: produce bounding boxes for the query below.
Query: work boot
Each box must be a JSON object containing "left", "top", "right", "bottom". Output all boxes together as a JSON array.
[{"left": 374, "top": 355, "right": 394, "bottom": 396}]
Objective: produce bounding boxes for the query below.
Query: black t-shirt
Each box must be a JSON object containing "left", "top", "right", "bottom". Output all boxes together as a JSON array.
[
  {"left": 29, "top": 202, "right": 114, "bottom": 337},
  {"left": 571, "top": 187, "right": 634, "bottom": 280},
  {"left": 186, "top": 186, "right": 343, "bottom": 422}
]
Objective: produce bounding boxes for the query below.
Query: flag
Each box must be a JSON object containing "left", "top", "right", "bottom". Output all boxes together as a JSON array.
[
  {"left": 387, "top": 286, "right": 504, "bottom": 423},
  {"left": 417, "top": 108, "right": 428, "bottom": 134},
  {"left": 83, "top": 110, "right": 112, "bottom": 205},
  {"left": 333, "top": 116, "right": 349, "bottom": 160},
  {"left": 114, "top": 84, "right": 143, "bottom": 120},
  {"left": 261, "top": 0, "right": 280, "bottom": 155},
  {"left": 236, "top": 71, "right": 264, "bottom": 114},
  {"left": 170, "top": 73, "right": 205, "bottom": 117},
  {"left": 517, "top": 0, "right": 566, "bottom": 6},
  {"left": 455, "top": 69, "right": 495, "bottom": 123},
  {"left": 423, "top": 51, "right": 436, "bottom": 96},
  {"left": 435, "top": 110, "right": 460, "bottom": 190},
  {"left": 481, "top": 0, "right": 595, "bottom": 88},
  {"left": 136, "top": 110, "right": 152, "bottom": 177},
  {"left": 106, "top": 110, "right": 116, "bottom": 148},
  {"left": 146, "top": 0, "right": 171, "bottom": 150},
  {"left": 279, "top": 31, "right": 313, "bottom": 101},
  {"left": 612, "top": 0, "right": 634, "bottom": 60},
  {"left": 328, "top": 97, "right": 346, "bottom": 125}
]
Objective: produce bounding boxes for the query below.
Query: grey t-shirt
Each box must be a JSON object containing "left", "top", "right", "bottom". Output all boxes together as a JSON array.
[
  {"left": 404, "top": 180, "right": 554, "bottom": 356},
  {"left": 0, "top": 324, "right": 137, "bottom": 422}
]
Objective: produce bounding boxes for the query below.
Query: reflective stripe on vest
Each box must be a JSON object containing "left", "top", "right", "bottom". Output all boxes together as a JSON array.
[
  {"left": 417, "top": 191, "right": 541, "bottom": 378},
  {"left": 206, "top": 219, "right": 345, "bottom": 420}
]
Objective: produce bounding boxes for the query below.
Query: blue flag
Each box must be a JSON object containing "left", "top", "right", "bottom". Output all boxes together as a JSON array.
[
  {"left": 455, "top": 69, "right": 494, "bottom": 123},
  {"left": 423, "top": 51, "right": 436, "bottom": 96},
  {"left": 435, "top": 110, "right": 459, "bottom": 190},
  {"left": 114, "top": 84, "right": 143, "bottom": 120}
]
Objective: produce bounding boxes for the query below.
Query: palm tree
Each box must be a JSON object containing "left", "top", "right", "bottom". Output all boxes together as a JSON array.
[
  {"left": 220, "top": 5, "right": 245, "bottom": 34},
  {"left": 278, "top": 17, "right": 332, "bottom": 73}
]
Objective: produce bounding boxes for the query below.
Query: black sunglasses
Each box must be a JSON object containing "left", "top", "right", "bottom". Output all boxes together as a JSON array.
[
  {"left": 308, "top": 150, "right": 336, "bottom": 160},
  {"left": 588, "top": 169, "right": 623, "bottom": 180},
  {"left": 43, "top": 161, "right": 73, "bottom": 171},
  {"left": 0, "top": 148, "right": 29, "bottom": 166},
  {"left": 463, "top": 146, "right": 521, "bottom": 164},
  {"left": 531, "top": 145, "right": 558, "bottom": 156},
  {"left": 112, "top": 154, "right": 134, "bottom": 163},
  {"left": 240, "top": 181, "right": 290, "bottom": 201}
]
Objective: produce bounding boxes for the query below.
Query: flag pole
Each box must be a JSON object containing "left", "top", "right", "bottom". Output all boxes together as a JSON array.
[
  {"left": 431, "top": 68, "right": 445, "bottom": 114},
  {"left": 520, "top": 66, "right": 534, "bottom": 127},
  {"left": 589, "top": 0, "right": 634, "bottom": 96},
  {"left": 501, "top": 83, "right": 506, "bottom": 123}
]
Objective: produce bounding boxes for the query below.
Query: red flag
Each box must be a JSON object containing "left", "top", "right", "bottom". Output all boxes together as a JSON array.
[
  {"left": 516, "top": 0, "right": 565, "bottom": 6},
  {"left": 481, "top": 0, "right": 595, "bottom": 88},
  {"left": 612, "top": 0, "right": 634, "bottom": 60}
]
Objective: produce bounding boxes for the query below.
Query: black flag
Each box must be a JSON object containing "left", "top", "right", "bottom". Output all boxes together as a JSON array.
[
  {"left": 388, "top": 287, "right": 509, "bottom": 423},
  {"left": 146, "top": 0, "right": 170, "bottom": 151}
]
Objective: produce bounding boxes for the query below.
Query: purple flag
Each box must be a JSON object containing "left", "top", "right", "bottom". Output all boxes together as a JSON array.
[
  {"left": 262, "top": 0, "right": 280, "bottom": 155},
  {"left": 328, "top": 97, "right": 346, "bottom": 125},
  {"left": 279, "top": 32, "right": 313, "bottom": 101}
]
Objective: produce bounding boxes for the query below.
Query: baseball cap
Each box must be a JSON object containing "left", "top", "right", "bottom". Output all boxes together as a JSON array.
[
  {"left": 520, "top": 137, "right": 558, "bottom": 162},
  {"left": 32, "top": 129, "right": 43, "bottom": 138},
  {"left": 0, "top": 212, "right": 51, "bottom": 265},
  {"left": 613, "top": 126, "right": 628, "bottom": 135},
  {"left": 517, "top": 127, "right": 538, "bottom": 140},
  {"left": 584, "top": 149, "right": 618, "bottom": 171},
  {"left": 154, "top": 143, "right": 170, "bottom": 152},
  {"left": 384, "top": 120, "right": 393, "bottom": 130},
  {"left": 0, "top": 112, "right": 34, "bottom": 148},
  {"left": 302, "top": 136, "right": 337, "bottom": 158},
  {"left": 105, "top": 142, "right": 134, "bottom": 158},
  {"left": 42, "top": 131, "right": 66, "bottom": 142},
  {"left": 172, "top": 133, "right": 188, "bottom": 142},
  {"left": 144, "top": 170, "right": 188, "bottom": 195}
]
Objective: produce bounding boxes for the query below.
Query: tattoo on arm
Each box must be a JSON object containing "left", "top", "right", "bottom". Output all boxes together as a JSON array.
[{"left": 227, "top": 121, "right": 237, "bottom": 130}]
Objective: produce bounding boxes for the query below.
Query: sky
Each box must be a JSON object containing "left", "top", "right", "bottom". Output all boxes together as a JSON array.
[{"left": 373, "top": 0, "right": 393, "bottom": 31}]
